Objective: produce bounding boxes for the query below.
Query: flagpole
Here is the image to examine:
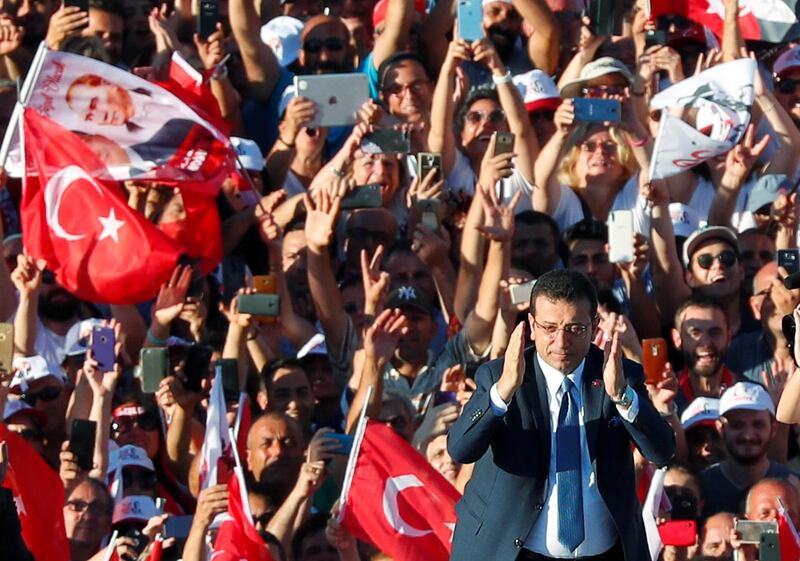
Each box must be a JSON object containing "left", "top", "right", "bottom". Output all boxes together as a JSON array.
[
  {"left": 233, "top": 391, "right": 246, "bottom": 440},
  {"left": 0, "top": 41, "right": 47, "bottom": 167},
  {"left": 102, "top": 530, "right": 119, "bottom": 561},
  {"left": 336, "top": 384, "right": 373, "bottom": 522},
  {"left": 228, "top": 426, "right": 257, "bottom": 524}
]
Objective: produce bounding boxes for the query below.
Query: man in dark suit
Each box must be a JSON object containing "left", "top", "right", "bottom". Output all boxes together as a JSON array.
[{"left": 448, "top": 269, "right": 675, "bottom": 561}]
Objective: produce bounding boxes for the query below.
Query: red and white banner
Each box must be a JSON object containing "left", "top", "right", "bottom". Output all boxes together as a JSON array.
[
  {"left": 340, "top": 421, "right": 460, "bottom": 561},
  {"left": 0, "top": 424, "right": 71, "bottom": 561},
  {"left": 778, "top": 499, "right": 800, "bottom": 560},
  {"left": 198, "top": 364, "right": 234, "bottom": 491},
  {"left": 10, "top": 49, "right": 235, "bottom": 187},
  {"left": 649, "top": 0, "right": 800, "bottom": 43},
  {"left": 649, "top": 58, "right": 755, "bottom": 179},
  {"left": 22, "top": 108, "right": 182, "bottom": 304}
]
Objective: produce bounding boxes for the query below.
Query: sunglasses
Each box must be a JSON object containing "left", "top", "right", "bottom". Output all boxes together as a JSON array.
[
  {"left": 111, "top": 413, "right": 160, "bottom": 435},
  {"left": 581, "top": 85, "right": 625, "bottom": 98},
  {"left": 303, "top": 37, "right": 344, "bottom": 54},
  {"left": 695, "top": 250, "right": 738, "bottom": 269},
  {"left": 20, "top": 385, "right": 61, "bottom": 406},
  {"left": 382, "top": 80, "right": 430, "bottom": 97},
  {"left": 581, "top": 140, "right": 617, "bottom": 154},
  {"left": 122, "top": 470, "right": 159, "bottom": 489},
  {"left": 464, "top": 109, "right": 506, "bottom": 125},
  {"left": 776, "top": 77, "right": 800, "bottom": 94}
]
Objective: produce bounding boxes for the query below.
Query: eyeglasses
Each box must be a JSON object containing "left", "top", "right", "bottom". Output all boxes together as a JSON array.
[
  {"left": 695, "top": 250, "right": 738, "bottom": 269},
  {"left": 581, "top": 85, "right": 625, "bottom": 98},
  {"left": 581, "top": 140, "right": 617, "bottom": 155},
  {"left": 303, "top": 37, "right": 345, "bottom": 54},
  {"left": 464, "top": 109, "right": 506, "bottom": 125},
  {"left": 382, "top": 80, "right": 431, "bottom": 97},
  {"left": 111, "top": 413, "right": 160, "bottom": 435},
  {"left": 776, "top": 77, "right": 800, "bottom": 94},
  {"left": 66, "top": 500, "right": 111, "bottom": 517},
  {"left": 532, "top": 318, "right": 593, "bottom": 337},
  {"left": 20, "top": 385, "right": 61, "bottom": 406},
  {"left": 122, "top": 470, "right": 159, "bottom": 489}
]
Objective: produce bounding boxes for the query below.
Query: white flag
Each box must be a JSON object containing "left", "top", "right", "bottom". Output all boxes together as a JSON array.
[{"left": 198, "top": 364, "right": 233, "bottom": 490}]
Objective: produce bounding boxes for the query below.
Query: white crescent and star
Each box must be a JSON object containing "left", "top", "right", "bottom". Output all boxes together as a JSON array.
[
  {"left": 43, "top": 165, "right": 125, "bottom": 244},
  {"left": 382, "top": 475, "right": 434, "bottom": 538}
]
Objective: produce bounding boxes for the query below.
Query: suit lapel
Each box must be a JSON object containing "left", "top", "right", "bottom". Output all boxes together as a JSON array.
[
  {"left": 582, "top": 346, "right": 605, "bottom": 462},
  {"left": 521, "top": 350, "right": 551, "bottom": 460}
]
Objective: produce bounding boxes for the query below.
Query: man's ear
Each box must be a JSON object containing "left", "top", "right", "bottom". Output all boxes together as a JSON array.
[
  {"left": 298, "top": 49, "right": 306, "bottom": 68},
  {"left": 749, "top": 294, "right": 762, "bottom": 321},
  {"left": 671, "top": 327, "right": 682, "bottom": 350},
  {"left": 256, "top": 390, "right": 268, "bottom": 411}
]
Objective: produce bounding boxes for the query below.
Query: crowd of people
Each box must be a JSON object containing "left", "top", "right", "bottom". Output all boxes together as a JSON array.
[{"left": 2, "top": 0, "right": 800, "bottom": 559}]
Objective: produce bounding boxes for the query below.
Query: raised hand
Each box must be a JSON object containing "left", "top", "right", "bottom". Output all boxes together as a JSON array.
[
  {"left": 361, "top": 246, "right": 390, "bottom": 316},
  {"left": 193, "top": 23, "right": 226, "bottom": 70},
  {"left": 152, "top": 264, "right": 192, "bottom": 327},
  {"left": 194, "top": 483, "right": 229, "bottom": 528},
  {"left": 363, "top": 308, "right": 408, "bottom": 366},
  {"left": 477, "top": 133, "right": 515, "bottom": 190},
  {"left": 10, "top": 255, "right": 44, "bottom": 298},
  {"left": 476, "top": 188, "right": 521, "bottom": 242},
  {"left": 0, "top": 16, "right": 23, "bottom": 56},
  {"left": 723, "top": 124, "right": 770, "bottom": 185},
  {"left": 496, "top": 321, "right": 526, "bottom": 402},
  {"left": 602, "top": 331, "right": 626, "bottom": 402},
  {"left": 303, "top": 191, "right": 341, "bottom": 253},
  {"left": 761, "top": 360, "right": 793, "bottom": 407},
  {"left": 407, "top": 168, "right": 444, "bottom": 208},
  {"left": 44, "top": 5, "right": 87, "bottom": 50},
  {"left": 281, "top": 96, "right": 317, "bottom": 145},
  {"left": 306, "top": 427, "right": 343, "bottom": 463},
  {"left": 412, "top": 224, "right": 450, "bottom": 267}
]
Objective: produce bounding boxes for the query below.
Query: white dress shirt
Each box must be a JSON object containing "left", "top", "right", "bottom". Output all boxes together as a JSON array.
[{"left": 489, "top": 353, "right": 640, "bottom": 558}]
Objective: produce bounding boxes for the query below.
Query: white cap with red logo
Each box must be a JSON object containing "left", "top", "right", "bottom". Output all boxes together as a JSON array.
[
  {"left": 512, "top": 70, "right": 561, "bottom": 113},
  {"left": 719, "top": 382, "right": 775, "bottom": 417},
  {"left": 112, "top": 495, "right": 158, "bottom": 525},
  {"left": 680, "top": 397, "right": 720, "bottom": 430}
]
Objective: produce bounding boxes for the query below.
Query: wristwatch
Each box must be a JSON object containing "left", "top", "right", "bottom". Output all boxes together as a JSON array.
[{"left": 610, "top": 385, "right": 635, "bottom": 408}]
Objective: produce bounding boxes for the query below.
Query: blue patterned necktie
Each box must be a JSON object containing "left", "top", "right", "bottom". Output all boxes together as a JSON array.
[{"left": 556, "top": 377, "right": 585, "bottom": 552}]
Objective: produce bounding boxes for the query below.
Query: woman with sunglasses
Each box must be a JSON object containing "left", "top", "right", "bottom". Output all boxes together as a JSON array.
[
  {"left": 533, "top": 93, "right": 653, "bottom": 231},
  {"left": 428, "top": 37, "right": 537, "bottom": 208}
]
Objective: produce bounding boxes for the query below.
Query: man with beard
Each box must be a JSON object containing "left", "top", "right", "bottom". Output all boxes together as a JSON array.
[
  {"left": 257, "top": 359, "right": 316, "bottom": 439},
  {"left": 699, "top": 382, "right": 795, "bottom": 518},
  {"left": 671, "top": 294, "right": 739, "bottom": 416},
  {"left": 297, "top": 15, "right": 352, "bottom": 74},
  {"left": 511, "top": 211, "right": 563, "bottom": 278},
  {"left": 772, "top": 45, "right": 800, "bottom": 131}
]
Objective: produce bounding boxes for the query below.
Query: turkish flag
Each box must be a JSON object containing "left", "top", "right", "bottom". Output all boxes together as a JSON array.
[
  {"left": 197, "top": 365, "right": 234, "bottom": 491},
  {"left": 235, "top": 394, "right": 252, "bottom": 471},
  {"left": 161, "top": 52, "right": 229, "bottom": 133},
  {"left": 778, "top": 504, "right": 800, "bottom": 560},
  {"left": 157, "top": 187, "right": 222, "bottom": 275},
  {"left": 340, "top": 421, "right": 460, "bottom": 561},
  {"left": 21, "top": 108, "right": 181, "bottom": 304},
  {"left": 649, "top": 0, "right": 800, "bottom": 43},
  {"left": 212, "top": 466, "right": 274, "bottom": 561},
  {"left": 0, "top": 424, "right": 70, "bottom": 561}
]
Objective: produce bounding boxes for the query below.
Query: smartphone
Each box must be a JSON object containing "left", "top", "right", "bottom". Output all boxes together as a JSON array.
[
  {"left": 65, "top": 0, "right": 89, "bottom": 13},
  {"left": 417, "top": 152, "right": 442, "bottom": 184},
  {"left": 340, "top": 184, "right": 383, "bottom": 210},
  {"left": 668, "top": 492, "right": 697, "bottom": 521},
  {"left": 221, "top": 256, "right": 247, "bottom": 303},
  {"left": 642, "top": 338, "right": 668, "bottom": 385},
  {"left": 70, "top": 419, "right": 97, "bottom": 471},
  {"left": 509, "top": 280, "right": 536, "bottom": 306},
  {"left": 140, "top": 347, "right": 168, "bottom": 394},
  {"left": 164, "top": 515, "right": 194, "bottom": 540},
  {"left": 0, "top": 323, "right": 13, "bottom": 373},
  {"left": 584, "top": 0, "right": 624, "bottom": 36},
  {"left": 778, "top": 249, "right": 800, "bottom": 275},
  {"left": 573, "top": 98, "right": 621, "bottom": 122},
  {"left": 457, "top": 0, "right": 484, "bottom": 41},
  {"left": 493, "top": 132, "right": 514, "bottom": 156},
  {"left": 608, "top": 210, "right": 634, "bottom": 263},
  {"left": 216, "top": 359, "right": 239, "bottom": 402},
  {"left": 91, "top": 326, "right": 116, "bottom": 372},
  {"left": 433, "top": 391, "right": 457, "bottom": 406},
  {"left": 361, "top": 129, "right": 410, "bottom": 154},
  {"left": 117, "top": 526, "right": 149, "bottom": 556},
  {"left": 329, "top": 433, "right": 354, "bottom": 455},
  {"left": 197, "top": 0, "right": 218, "bottom": 40},
  {"left": 253, "top": 274, "right": 277, "bottom": 294},
  {"left": 417, "top": 198, "right": 441, "bottom": 230},
  {"left": 658, "top": 520, "right": 697, "bottom": 547},
  {"left": 735, "top": 519, "right": 778, "bottom": 544},
  {"left": 237, "top": 293, "right": 280, "bottom": 316},
  {"left": 184, "top": 345, "right": 212, "bottom": 393},
  {"left": 645, "top": 30, "right": 668, "bottom": 49}
]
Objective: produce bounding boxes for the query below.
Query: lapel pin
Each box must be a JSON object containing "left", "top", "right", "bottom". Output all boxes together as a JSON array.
[{"left": 592, "top": 379, "right": 602, "bottom": 389}]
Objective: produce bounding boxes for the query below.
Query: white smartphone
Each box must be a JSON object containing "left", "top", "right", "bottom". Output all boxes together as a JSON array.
[
  {"left": 608, "top": 210, "right": 634, "bottom": 264},
  {"left": 509, "top": 280, "right": 536, "bottom": 306}
]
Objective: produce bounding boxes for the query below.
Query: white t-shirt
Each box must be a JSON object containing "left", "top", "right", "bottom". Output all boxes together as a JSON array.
[{"left": 687, "top": 174, "right": 754, "bottom": 230}]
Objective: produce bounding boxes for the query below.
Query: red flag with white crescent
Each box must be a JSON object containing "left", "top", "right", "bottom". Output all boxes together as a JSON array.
[
  {"left": 212, "top": 466, "right": 274, "bottom": 561},
  {"left": 340, "top": 421, "right": 460, "bottom": 561},
  {"left": 0, "top": 424, "right": 70, "bottom": 561},
  {"left": 22, "top": 108, "right": 181, "bottom": 304}
]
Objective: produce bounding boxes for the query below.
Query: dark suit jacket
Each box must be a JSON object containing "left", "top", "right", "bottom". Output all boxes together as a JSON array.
[{"left": 447, "top": 345, "right": 675, "bottom": 561}]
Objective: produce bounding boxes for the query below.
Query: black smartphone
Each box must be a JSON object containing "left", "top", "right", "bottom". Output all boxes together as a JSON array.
[
  {"left": 91, "top": 326, "right": 116, "bottom": 372},
  {"left": 362, "top": 129, "right": 411, "bottom": 154},
  {"left": 340, "top": 184, "right": 383, "bottom": 210},
  {"left": 140, "top": 347, "right": 168, "bottom": 394},
  {"left": 668, "top": 493, "right": 697, "bottom": 521},
  {"left": 70, "top": 419, "right": 97, "bottom": 471},
  {"left": 237, "top": 293, "right": 280, "bottom": 316},
  {"left": 433, "top": 391, "right": 457, "bottom": 406},
  {"left": 65, "top": 0, "right": 89, "bottom": 13},
  {"left": 645, "top": 30, "right": 668, "bottom": 49},
  {"left": 493, "top": 132, "right": 514, "bottom": 156},
  {"left": 778, "top": 249, "right": 800, "bottom": 275},
  {"left": 573, "top": 98, "right": 621, "bottom": 122},
  {"left": 197, "top": 0, "right": 218, "bottom": 40},
  {"left": 184, "top": 345, "right": 212, "bottom": 393},
  {"left": 216, "top": 359, "right": 239, "bottom": 402},
  {"left": 417, "top": 152, "right": 442, "bottom": 182},
  {"left": 584, "top": 0, "right": 624, "bottom": 36}
]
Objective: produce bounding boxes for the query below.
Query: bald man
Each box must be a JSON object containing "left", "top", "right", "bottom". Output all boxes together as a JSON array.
[
  {"left": 246, "top": 412, "right": 306, "bottom": 507},
  {"left": 699, "top": 512, "right": 734, "bottom": 560},
  {"left": 745, "top": 478, "right": 800, "bottom": 527},
  {"left": 725, "top": 261, "right": 799, "bottom": 381}
]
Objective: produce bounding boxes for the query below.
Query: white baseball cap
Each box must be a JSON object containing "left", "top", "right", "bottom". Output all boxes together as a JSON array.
[
  {"left": 680, "top": 397, "right": 720, "bottom": 430},
  {"left": 10, "top": 355, "right": 66, "bottom": 391},
  {"left": 774, "top": 45, "right": 800, "bottom": 77},
  {"left": 112, "top": 495, "right": 159, "bottom": 526},
  {"left": 512, "top": 69, "right": 561, "bottom": 113},
  {"left": 260, "top": 16, "right": 304, "bottom": 67},
  {"left": 231, "top": 137, "right": 265, "bottom": 172},
  {"left": 108, "top": 445, "right": 156, "bottom": 474},
  {"left": 559, "top": 57, "right": 634, "bottom": 98},
  {"left": 719, "top": 382, "right": 775, "bottom": 417}
]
